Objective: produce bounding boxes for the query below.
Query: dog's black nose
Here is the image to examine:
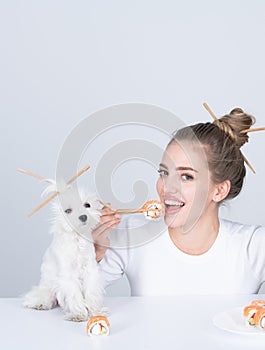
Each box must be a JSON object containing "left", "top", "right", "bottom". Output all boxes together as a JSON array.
[{"left": 79, "top": 215, "right": 87, "bottom": 223}]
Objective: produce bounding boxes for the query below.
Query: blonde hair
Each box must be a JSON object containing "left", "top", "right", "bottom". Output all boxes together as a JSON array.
[{"left": 170, "top": 108, "right": 255, "bottom": 199}]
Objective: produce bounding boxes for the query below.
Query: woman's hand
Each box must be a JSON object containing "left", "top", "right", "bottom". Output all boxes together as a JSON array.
[{"left": 92, "top": 207, "right": 121, "bottom": 262}]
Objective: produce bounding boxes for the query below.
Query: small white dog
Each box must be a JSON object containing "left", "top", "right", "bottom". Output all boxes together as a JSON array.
[{"left": 23, "top": 181, "right": 104, "bottom": 322}]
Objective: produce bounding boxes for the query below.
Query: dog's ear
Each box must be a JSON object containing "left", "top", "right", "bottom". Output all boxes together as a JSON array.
[
  {"left": 41, "top": 180, "right": 57, "bottom": 197},
  {"left": 41, "top": 179, "right": 70, "bottom": 198}
]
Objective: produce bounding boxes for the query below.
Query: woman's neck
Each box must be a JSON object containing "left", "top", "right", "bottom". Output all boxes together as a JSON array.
[{"left": 168, "top": 211, "right": 220, "bottom": 255}]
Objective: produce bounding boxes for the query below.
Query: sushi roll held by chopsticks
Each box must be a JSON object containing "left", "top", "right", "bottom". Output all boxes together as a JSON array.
[{"left": 86, "top": 316, "right": 110, "bottom": 336}]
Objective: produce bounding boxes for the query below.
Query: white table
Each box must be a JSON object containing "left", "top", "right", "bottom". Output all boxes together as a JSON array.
[{"left": 1, "top": 295, "right": 265, "bottom": 350}]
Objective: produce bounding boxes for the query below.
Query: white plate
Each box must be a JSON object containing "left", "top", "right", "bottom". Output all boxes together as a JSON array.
[{"left": 213, "top": 307, "right": 265, "bottom": 335}]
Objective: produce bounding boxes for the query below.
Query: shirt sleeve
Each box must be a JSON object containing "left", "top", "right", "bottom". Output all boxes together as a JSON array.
[
  {"left": 98, "top": 247, "right": 128, "bottom": 288},
  {"left": 98, "top": 214, "right": 150, "bottom": 289},
  {"left": 247, "top": 225, "right": 265, "bottom": 284},
  {"left": 98, "top": 217, "right": 132, "bottom": 289}
]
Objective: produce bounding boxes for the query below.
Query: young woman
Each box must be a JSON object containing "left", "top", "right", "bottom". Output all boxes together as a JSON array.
[{"left": 92, "top": 108, "right": 265, "bottom": 295}]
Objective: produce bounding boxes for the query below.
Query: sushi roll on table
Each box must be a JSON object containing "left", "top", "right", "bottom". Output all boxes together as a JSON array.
[{"left": 86, "top": 315, "right": 110, "bottom": 336}]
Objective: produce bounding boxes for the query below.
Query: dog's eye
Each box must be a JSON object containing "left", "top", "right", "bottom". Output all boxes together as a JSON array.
[
  {"left": 84, "top": 203, "right": 91, "bottom": 208},
  {"left": 64, "top": 208, "right": 72, "bottom": 214}
]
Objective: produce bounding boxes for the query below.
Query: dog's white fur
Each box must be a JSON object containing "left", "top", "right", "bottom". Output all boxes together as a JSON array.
[{"left": 23, "top": 182, "right": 104, "bottom": 322}]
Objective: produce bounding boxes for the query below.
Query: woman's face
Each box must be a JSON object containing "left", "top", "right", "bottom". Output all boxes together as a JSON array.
[{"left": 156, "top": 140, "right": 218, "bottom": 230}]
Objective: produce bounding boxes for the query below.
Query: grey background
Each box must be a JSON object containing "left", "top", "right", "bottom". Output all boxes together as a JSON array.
[{"left": 1, "top": 0, "right": 265, "bottom": 297}]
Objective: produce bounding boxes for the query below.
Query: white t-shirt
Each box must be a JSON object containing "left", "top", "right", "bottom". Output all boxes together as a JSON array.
[{"left": 99, "top": 218, "right": 265, "bottom": 295}]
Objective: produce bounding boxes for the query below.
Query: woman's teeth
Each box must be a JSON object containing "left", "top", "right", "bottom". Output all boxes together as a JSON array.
[{"left": 164, "top": 199, "right": 185, "bottom": 207}]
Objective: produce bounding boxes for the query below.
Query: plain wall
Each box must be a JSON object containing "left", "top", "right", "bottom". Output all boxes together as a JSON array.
[{"left": 1, "top": 0, "right": 265, "bottom": 297}]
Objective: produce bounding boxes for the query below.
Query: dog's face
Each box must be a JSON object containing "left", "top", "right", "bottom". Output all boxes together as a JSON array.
[{"left": 51, "top": 187, "right": 101, "bottom": 235}]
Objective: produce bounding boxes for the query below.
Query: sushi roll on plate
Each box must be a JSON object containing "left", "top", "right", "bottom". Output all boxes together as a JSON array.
[
  {"left": 253, "top": 308, "right": 265, "bottom": 330},
  {"left": 243, "top": 300, "right": 265, "bottom": 327}
]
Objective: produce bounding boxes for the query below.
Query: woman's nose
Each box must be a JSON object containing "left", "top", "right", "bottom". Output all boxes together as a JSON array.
[{"left": 163, "top": 175, "right": 181, "bottom": 194}]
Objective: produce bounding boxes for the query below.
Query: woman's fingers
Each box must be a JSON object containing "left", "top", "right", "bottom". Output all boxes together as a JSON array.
[
  {"left": 92, "top": 207, "right": 121, "bottom": 242},
  {"left": 93, "top": 217, "right": 121, "bottom": 239},
  {"left": 93, "top": 207, "right": 122, "bottom": 262},
  {"left": 100, "top": 206, "right": 118, "bottom": 218}
]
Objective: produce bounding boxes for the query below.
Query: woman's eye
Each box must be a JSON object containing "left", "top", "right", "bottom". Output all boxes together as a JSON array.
[
  {"left": 158, "top": 169, "right": 168, "bottom": 176},
  {"left": 181, "top": 173, "right": 194, "bottom": 181},
  {"left": 84, "top": 203, "right": 91, "bottom": 208},
  {"left": 64, "top": 208, "right": 72, "bottom": 214}
]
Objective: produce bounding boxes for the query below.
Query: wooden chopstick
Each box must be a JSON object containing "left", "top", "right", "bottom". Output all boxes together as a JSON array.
[
  {"left": 97, "top": 199, "right": 113, "bottom": 209},
  {"left": 66, "top": 165, "right": 90, "bottom": 185},
  {"left": 17, "top": 168, "right": 49, "bottom": 182},
  {"left": 100, "top": 207, "right": 147, "bottom": 216},
  {"left": 203, "top": 102, "right": 218, "bottom": 121},
  {"left": 21, "top": 165, "right": 91, "bottom": 217},
  {"left": 241, "top": 127, "right": 265, "bottom": 133},
  {"left": 113, "top": 208, "right": 146, "bottom": 214},
  {"left": 27, "top": 192, "right": 59, "bottom": 217}
]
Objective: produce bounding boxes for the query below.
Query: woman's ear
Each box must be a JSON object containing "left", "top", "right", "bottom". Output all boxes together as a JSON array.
[{"left": 213, "top": 180, "right": 231, "bottom": 202}]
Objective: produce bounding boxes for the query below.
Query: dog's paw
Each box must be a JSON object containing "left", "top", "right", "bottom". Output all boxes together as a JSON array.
[
  {"left": 64, "top": 312, "right": 88, "bottom": 322},
  {"left": 22, "top": 287, "right": 57, "bottom": 310},
  {"left": 23, "top": 301, "right": 51, "bottom": 310},
  {"left": 22, "top": 297, "right": 57, "bottom": 310}
]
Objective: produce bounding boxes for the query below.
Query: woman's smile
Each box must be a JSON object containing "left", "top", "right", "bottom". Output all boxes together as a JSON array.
[{"left": 163, "top": 196, "right": 185, "bottom": 215}]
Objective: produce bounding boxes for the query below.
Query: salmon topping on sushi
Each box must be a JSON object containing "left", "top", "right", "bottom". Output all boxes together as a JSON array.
[{"left": 243, "top": 301, "right": 265, "bottom": 329}]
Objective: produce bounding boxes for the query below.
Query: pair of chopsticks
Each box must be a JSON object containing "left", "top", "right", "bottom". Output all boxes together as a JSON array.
[
  {"left": 18, "top": 165, "right": 90, "bottom": 217},
  {"left": 97, "top": 199, "right": 146, "bottom": 215},
  {"left": 203, "top": 103, "right": 265, "bottom": 174}
]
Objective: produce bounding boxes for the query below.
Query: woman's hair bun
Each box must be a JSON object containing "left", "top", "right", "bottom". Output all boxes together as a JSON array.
[
  {"left": 229, "top": 107, "right": 245, "bottom": 115},
  {"left": 217, "top": 107, "right": 256, "bottom": 148}
]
